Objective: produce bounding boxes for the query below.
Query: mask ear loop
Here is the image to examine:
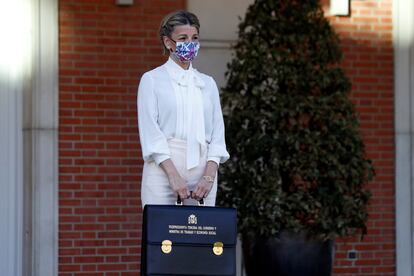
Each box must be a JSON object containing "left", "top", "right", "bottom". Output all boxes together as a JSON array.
[{"left": 167, "top": 37, "right": 176, "bottom": 53}]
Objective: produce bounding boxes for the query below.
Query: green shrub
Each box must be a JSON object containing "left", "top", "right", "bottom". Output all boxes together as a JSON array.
[{"left": 218, "top": 0, "right": 374, "bottom": 240}]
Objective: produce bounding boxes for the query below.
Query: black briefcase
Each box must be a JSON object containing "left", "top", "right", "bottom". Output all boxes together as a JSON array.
[{"left": 141, "top": 203, "right": 237, "bottom": 276}]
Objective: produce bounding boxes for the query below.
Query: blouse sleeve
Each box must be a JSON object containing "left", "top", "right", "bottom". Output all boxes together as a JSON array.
[
  {"left": 137, "top": 72, "right": 171, "bottom": 165},
  {"left": 207, "top": 77, "right": 230, "bottom": 165}
]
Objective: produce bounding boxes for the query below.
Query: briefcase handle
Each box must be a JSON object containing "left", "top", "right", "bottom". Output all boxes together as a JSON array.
[{"left": 176, "top": 192, "right": 204, "bottom": 206}]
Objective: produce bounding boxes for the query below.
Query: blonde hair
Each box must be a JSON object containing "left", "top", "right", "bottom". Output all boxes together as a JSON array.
[{"left": 159, "top": 10, "right": 200, "bottom": 54}]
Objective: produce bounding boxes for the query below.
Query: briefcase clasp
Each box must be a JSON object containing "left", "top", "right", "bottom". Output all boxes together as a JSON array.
[
  {"left": 213, "top": 242, "right": 224, "bottom": 256},
  {"left": 161, "top": 240, "right": 172, "bottom": 254}
]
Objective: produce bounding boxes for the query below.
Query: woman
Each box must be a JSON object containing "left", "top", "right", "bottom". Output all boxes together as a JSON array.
[{"left": 137, "top": 10, "right": 229, "bottom": 207}]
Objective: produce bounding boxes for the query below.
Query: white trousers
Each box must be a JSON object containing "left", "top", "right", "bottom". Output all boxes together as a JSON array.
[{"left": 141, "top": 138, "right": 217, "bottom": 207}]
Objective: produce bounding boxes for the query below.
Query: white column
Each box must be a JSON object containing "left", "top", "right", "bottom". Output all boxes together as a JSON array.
[
  {"left": 0, "top": 0, "right": 31, "bottom": 275},
  {"left": 0, "top": 0, "right": 58, "bottom": 274},
  {"left": 24, "top": 0, "right": 59, "bottom": 275},
  {"left": 0, "top": 63, "right": 24, "bottom": 276},
  {"left": 394, "top": 0, "right": 414, "bottom": 275}
]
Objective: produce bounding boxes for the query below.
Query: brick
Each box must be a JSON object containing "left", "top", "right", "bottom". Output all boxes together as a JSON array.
[
  {"left": 95, "top": 248, "right": 126, "bottom": 257},
  {"left": 97, "top": 232, "right": 127, "bottom": 239},
  {"left": 74, "top": 240, "right": 105, "bottom": 247},
  {"left": 97, "top": 264, "right": 127, "bottom": 271},
  {"left": 60, "top": 199, "right": 82, "bottom": 206},
  {"left": 74, "top": 208, "right": 105, "bottom": 215},
  {"left": 74, "top": 256, "right": 105, "bottom": 263},
  {"left": 60, "top": 264, "right": 82, "bottom": 272}
]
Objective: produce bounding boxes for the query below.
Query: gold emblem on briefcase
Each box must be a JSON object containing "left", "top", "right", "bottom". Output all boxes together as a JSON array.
[
  {"left": 213, "top": 242, "right": 224, "bottom": 256},
  {"left": 161, "top": 240, "right": 172, "bottom": 254}
]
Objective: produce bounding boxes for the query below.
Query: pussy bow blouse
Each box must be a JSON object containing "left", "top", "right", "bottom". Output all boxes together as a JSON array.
[{"left": 137, "top": 58, "right": 230, "bottom": 170}]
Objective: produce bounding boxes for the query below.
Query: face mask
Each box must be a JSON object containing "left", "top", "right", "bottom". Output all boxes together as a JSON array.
[{"left": 170, "top": 39, "right": 200, "bottom": 62}]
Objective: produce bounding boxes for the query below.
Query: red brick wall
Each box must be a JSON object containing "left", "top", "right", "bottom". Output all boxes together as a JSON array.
[
  {"left": 59, "top": 0, "right": 395, "bottom": 275},
  {"left": 59, "top": 1, "right": 185, "bottom": 275},
  {"left": 327, "top": 0, "right": 395, "bottom": 275}
]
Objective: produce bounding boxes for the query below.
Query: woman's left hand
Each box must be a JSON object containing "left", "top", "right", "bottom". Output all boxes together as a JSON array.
[
  {"left": 193, "top": 177, "right": 213, "bottom": 201},
  {"left": 193, "top": 161, "right": 218, "bottom": 200}
]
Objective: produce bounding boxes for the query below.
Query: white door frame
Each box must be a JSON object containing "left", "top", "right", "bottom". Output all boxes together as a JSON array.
[{"left": 394, "top": 0, "right": 414, "bottom": 275}]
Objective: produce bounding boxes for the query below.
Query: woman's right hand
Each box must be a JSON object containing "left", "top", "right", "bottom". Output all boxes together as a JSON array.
[
  {"left": 159, "top": 159, "right": 190, "bottom": 200},
  {"left": 167, "top": 172, "right": 189, "bottom": 200}
]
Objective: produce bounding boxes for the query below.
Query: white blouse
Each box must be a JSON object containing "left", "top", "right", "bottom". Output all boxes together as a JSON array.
[{"left": 137, "top": 58, "right": 230, "bottom": 169}]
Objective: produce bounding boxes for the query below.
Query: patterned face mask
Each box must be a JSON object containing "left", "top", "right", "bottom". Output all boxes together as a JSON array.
[{"left": 170, "top": 39, "right": 200, "bottom": 62}]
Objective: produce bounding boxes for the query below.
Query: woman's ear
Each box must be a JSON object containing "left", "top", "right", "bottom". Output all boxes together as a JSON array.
[{"left": 163, "top": 36, "right": 173, "bottom": 51}]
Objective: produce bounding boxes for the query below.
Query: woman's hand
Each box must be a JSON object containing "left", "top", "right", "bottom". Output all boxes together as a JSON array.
[
  {"left": 160, "top": 159, "right": 190, "bottom": 200},
  {"left": 168, "top": 173, "right": 189, "bottom": 201},
  {"left": 193, "top": 161, "right": 218, "bottom": 201},
  {"left": 193, "top": 177, "right": 213, "bottom": 201}
]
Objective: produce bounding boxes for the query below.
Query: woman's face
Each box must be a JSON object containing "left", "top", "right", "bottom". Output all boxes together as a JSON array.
[{"left": 164, "top": 24, "right": 199, "bottom": 53}]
